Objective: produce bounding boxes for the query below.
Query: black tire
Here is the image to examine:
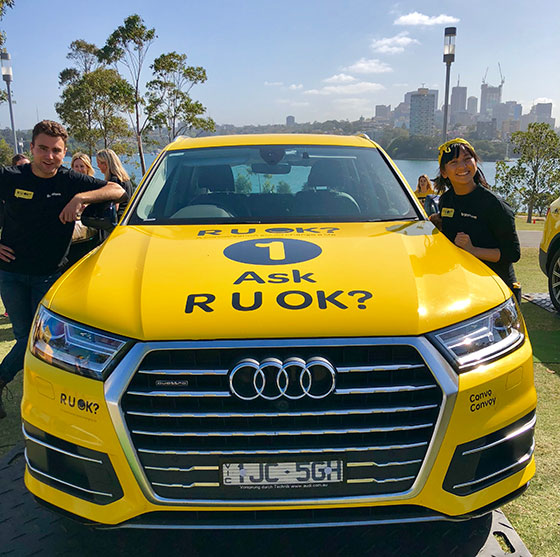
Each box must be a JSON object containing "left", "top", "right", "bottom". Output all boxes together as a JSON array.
[{"left": 548, "top": 248, "right": 560, "bottom": 313}]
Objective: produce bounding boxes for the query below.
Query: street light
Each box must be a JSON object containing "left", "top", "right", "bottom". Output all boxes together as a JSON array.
[
  {"left": 0, "top": 50, "right": 18, "bottom": 154},
  {"left": 442, "top": 27, "right": 456, "bottom": 142}
]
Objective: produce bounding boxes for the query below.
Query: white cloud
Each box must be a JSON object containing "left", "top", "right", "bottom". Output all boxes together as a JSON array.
[
  {"left": 371, "top": 32, "right": 419, "bottom": 54},
  {"left": 323, "top": 73, "right": 357, "bottom": 84},
  {"left": 332, "top": 97, "right": 373, "bottom": 109},
  {"left": 394, "top": 12, "right": 459, "bottom": 26},
  {"left": 288, "top": 83, "right": 303, "bottom": 90},
  {"left": 264, "top": 81, "right": 283, "bottom": 87},
  {"left": 344, "top": 58, "right": 393, "bottom": 74},
  {"left": 277, "top": 99, "right": 310, "bottom": 107},
  {"left": 305, "top": 82, "right": 385, "bottom": 96},
  {"left": 393, "top": 82, "right": 409, "bottom": 87}
]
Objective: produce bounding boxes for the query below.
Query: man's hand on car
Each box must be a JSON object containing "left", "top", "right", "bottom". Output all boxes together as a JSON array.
[{"left": 59, "top": 195, "right": 86, "bottom": 224}]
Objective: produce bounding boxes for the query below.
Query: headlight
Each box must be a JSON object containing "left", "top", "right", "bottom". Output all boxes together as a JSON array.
[
  {"left": 30, "top": 306, "right": 130, "bottom": 380},
  {"left": 428, "top": 298, "right": 524, "bottom": 372}
]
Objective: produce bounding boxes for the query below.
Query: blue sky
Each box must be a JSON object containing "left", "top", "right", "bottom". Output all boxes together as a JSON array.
[{"left": 1, "top": 0, "right": 558, "bottom": 129}]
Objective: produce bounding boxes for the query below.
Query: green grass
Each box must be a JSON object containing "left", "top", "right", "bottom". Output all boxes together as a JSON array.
[
  {"left": 515, "top": 247, "right": 548, "bottom": 294},
  {"left": 0, "top": 307, "right": 22, "bottom": 458},
  {"left": 503, "top": 340, "right": 560, "bottom": 556},
  {"left": 516, "top": 215, "right": 545, "bottom": 231},
  {"left": 0, "top": 250, "right": 559, "bottom": 555}
]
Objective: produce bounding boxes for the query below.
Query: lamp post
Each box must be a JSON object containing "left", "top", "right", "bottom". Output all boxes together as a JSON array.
[
  {"left": 0, "top": 50, "right": 18, "bottom": 154},
  {"left": 442, "top": 27, "right": 456, "bottom": 142}
]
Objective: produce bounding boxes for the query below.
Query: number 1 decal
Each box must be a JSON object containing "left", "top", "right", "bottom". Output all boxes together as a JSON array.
[
  {"left": 224, "top": 238, "right": 322, "bottom": 266},
  {"left": 255, "top": 241, "right": 286, "bottom": 262}
]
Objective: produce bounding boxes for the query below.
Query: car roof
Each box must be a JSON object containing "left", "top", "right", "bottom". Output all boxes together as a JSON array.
[{"left": 166, "top": 133, "right": 380, "bottom": 151}]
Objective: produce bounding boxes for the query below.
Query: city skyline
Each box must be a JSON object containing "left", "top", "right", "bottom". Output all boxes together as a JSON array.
[{"left": 0, "top": 0, "right": 558, "bottom": 130}]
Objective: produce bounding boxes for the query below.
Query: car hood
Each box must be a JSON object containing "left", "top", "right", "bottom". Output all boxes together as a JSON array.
[{"left": 46, "top": 221, "right": 509, "bottom": 341}]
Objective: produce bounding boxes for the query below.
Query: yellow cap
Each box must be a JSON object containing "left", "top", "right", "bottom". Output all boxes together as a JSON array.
[{"left": 438, "top": 138, "right": 475, "bottom": 165}]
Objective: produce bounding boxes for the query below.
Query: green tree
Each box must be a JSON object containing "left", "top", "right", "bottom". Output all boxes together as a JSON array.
[
  {"left": 65, "top": 40, "right": 102, "bottom": 77},
  {"left": 235, "top": 173, "right": 252, "bottom": 194},
  {"left": 57, "top": 41, "right": 115, "bottom": 155},
  {"left": 495, "top": 123, "right": 560, "bottom": 222},
  {"left": 56, "top": 67, "right": 133, "bottom": 156},
  {"left": 0, "top": 137, "right": 12, "bottom": 164},
  {"left": 99, "top": 14, "right": 156, "bottom": 175},
  {"left": 262, "top": 174, "right": 274, "bottom": 193},
  {"left": 277, "top": 180, "right": 291, "bottom": 194},
  {"left": 0, "top": 0, "right": 14, "bottom": 47},
  {"left": 146, "top": 51, "right": 214, "bottom": 142}
]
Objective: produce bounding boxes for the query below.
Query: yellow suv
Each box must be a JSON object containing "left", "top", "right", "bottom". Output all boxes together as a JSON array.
[
  {"left": 23, "top": 134, "right": 536, "bottom": 529},
  {"left": 539, "top": 195, "right": 560, "bottom": 312}
]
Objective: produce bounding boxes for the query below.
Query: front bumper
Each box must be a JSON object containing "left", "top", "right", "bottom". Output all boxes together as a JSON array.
[{"left": 22, "top": 335, "right": 536, "bottom": 527}]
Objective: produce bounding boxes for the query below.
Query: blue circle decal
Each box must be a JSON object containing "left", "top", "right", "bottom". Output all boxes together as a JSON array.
[{"left": 224, "top": 238, "right": 322, "bottom": 265}]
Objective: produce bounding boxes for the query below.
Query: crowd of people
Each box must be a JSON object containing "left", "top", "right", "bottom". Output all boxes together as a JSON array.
[{"left": 0, "top": 124, "right": 521, "bottom": 420}]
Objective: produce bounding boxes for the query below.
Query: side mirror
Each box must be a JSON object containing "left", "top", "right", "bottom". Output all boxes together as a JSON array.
[
  {"left": 424, "top": 194, "right": 440, "bottom": 217},
  {"left": 81, "top": 202, "right": 117, "bottom": 231}
]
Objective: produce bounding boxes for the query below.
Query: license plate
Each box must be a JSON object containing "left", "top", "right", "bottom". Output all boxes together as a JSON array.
[{"left": 222, "top": 460, "right": 343, "bottom": 487}]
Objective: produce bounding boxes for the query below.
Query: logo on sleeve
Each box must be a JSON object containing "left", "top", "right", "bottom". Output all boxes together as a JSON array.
[
  {"left": 14, "top": 189, "right": 33, "bottom": 200},
  {"left": 441, "top": 208, "right": 454, "bottom": 218}
]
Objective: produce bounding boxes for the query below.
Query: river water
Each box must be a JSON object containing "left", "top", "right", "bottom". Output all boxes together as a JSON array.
[
  {"left": 65, "top": 155, "right": 500, "bottom": 189},
  {"left": 394, "top": 159, "right": 499, "bottom": 188}
]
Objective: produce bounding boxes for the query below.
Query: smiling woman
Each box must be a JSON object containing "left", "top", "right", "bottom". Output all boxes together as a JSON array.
[{"left": 431, "top": 138, "right": 521, "bottom": 301}]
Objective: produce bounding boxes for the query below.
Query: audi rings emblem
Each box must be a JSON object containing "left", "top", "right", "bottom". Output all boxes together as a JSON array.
[{"left": 229, "top": 357, "right": 336, "bottom": 401}]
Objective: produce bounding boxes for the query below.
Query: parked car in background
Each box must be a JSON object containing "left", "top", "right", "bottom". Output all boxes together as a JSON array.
[
  {"left": 23, "top": 134, "right": 535, "bottom": 529},
  {"left": 539, "top": 195, "right": 560, "bottom": 312}
]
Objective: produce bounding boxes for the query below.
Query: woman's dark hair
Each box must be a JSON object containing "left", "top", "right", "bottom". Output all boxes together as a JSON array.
[
  {"left": 434, "top": 142, "right": 488, "bottom": 194},
  {"left": 11, "top": 153, "right": 29, "bottom": 165}
]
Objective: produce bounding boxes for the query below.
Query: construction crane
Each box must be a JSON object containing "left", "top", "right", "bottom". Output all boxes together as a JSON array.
[
  {"left": 498, "top": 62, "right": 505, "bottom": 86},
  {"left": 482, "top": 67, "right": 489, "bottom": 85}
]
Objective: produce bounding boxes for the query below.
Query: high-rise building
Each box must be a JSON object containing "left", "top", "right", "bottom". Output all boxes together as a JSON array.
[
  {"left": 480, "top": 83, "right": 502, "bottom": 115},
  {"left": 467, "top": 96, "right": 478, "bottom": 114},
  {"left": 409, "top": 88, "right": 436, "bottom": 136},
  {"left": 405, "top": 89, "right": 439, "bottom": 109},
  {"left": 375, "top": 105, "right": 391, "bottom": 120},
  {"left": 506, "top": 101, "right": 522, "bottom": 120},
  {"left": 476, "top": 119, "right": 497, "bottom": 140},
  {"left": 286, "top": 115, "right": 295, "bottom": 127},
  {"left": 492, "top": 101, "right": 523, "bottom": 137},
  {"left": 450, "top": 84, "right": 467, "bottom": 114},
  {"left": 392, "top": 102, "right": 410, "bottom": 129},
  {"left": 531, "top": 103, "right": 555, "bottom": 128},
  {"left": 450, "top": 82, "right": 468, "bottom": 128},
  {"left": 502, "top": 119, "right": 520, "bottom": 137}
]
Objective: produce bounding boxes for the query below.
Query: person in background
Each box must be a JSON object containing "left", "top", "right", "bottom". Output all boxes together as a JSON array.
[
  {"left": 414, "top": 174, "right": 435, "bottom": 204},
  {"left": 67, "top": 152, "right": 100, "bottom": 266},
  {"left": 0, "top": 120, "right": 126, "bottom": 419},
  {"left": 12, "top": 154, "right": 30, "bottom": 166},
  {"left": 96, "top": 149, "right": 133, "bottom": 220},
  {"left": 71, "top": 152, "right": 95, "bottom": 177},
  {"left": 430, "top": 138, "right": 521, "bottom": 302}
]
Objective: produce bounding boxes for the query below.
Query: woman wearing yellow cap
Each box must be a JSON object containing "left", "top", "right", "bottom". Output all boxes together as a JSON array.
[{"left": 431, "top": 138, "right": 521, "bottom": 301}]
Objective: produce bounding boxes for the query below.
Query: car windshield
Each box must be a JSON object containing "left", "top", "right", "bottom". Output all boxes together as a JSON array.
[{"left": 129, "top": 144, "right": 419, "bottom": 224}]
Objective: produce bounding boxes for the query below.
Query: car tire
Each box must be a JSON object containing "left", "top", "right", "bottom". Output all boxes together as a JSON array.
[{"left": 548, "top": 248, "right": 560, "bottom": 313}]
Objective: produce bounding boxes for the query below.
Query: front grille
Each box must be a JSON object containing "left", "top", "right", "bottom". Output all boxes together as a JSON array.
[{"left": 121, "top": 342, "right": 443, "bottom": 501}]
